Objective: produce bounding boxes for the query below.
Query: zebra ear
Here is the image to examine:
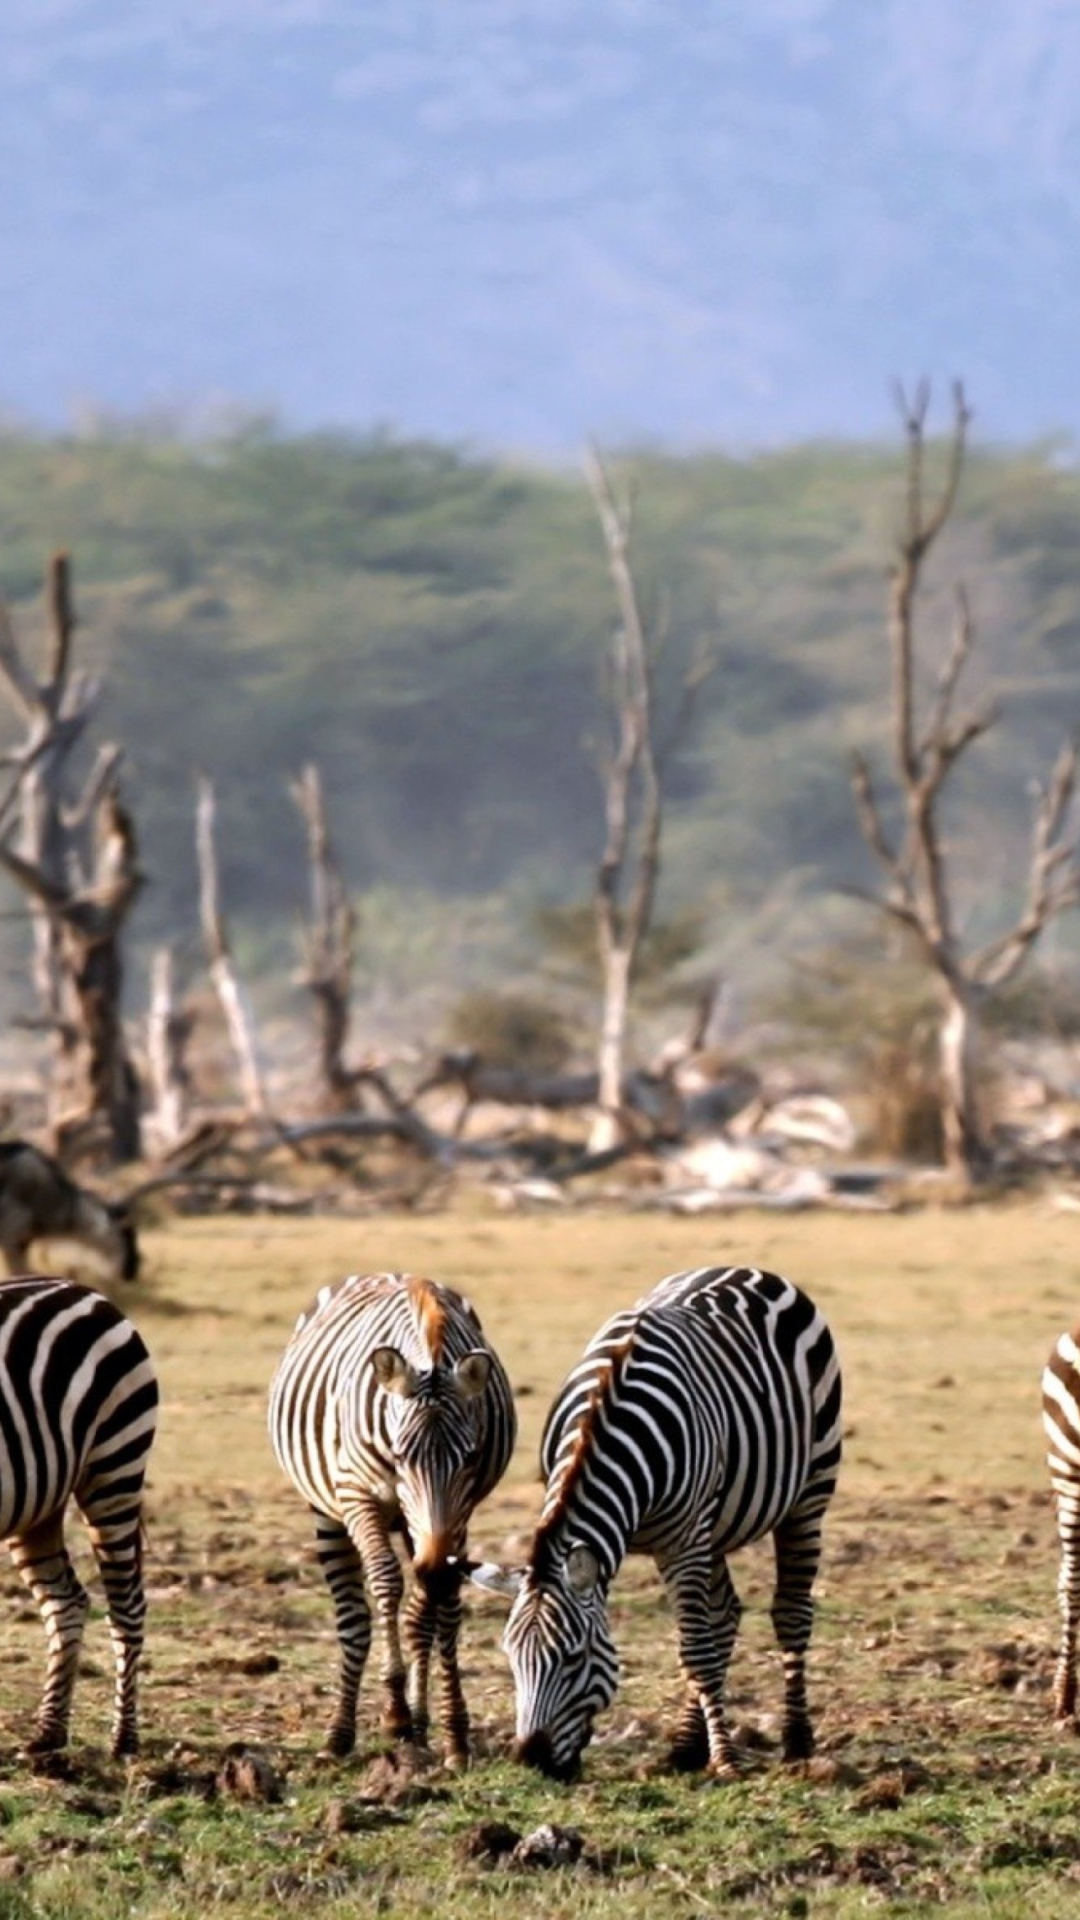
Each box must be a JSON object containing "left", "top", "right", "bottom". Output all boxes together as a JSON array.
[
  {"left": 468, "top": 1561, "right": 525, "bottom": 1601},
  {"left": 565, "top": 1544, "right": 601, "bottom": 1597},
  {"left": 454, "top": 1349, "right": 491, "bottom": 1399},
  {"left": 372, "top": 1346, "right": 419, "bottom": 1396}
]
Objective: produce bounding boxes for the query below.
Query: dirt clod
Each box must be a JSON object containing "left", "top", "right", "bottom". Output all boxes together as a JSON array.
[
  {"left": 355, "top": 1750, "right": 452, "bottom": 1808},
  {"left": 511, "top": 1823, "right": 585, "bottom": 1870},
  {"left": 324, "top": 1797, "right": 407, "bottom": 1834},
  {"left": 216, "top": 1744, "right": 284, "bottom": 1804},
  {"left": 855, "top": 1760, "right": 932, "bottom": 1811},
  {"left": 460, "top": 1821, "right": 522, "bottom": 1863}
]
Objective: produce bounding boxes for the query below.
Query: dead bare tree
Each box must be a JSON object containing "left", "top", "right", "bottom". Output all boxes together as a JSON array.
[
  {"left": 290, "top": 763, "right": 361, "bottom": 1111},
  {"left": 196, "top": 776, "right": 270, "bottom": 1118},
  {"left": 851, "top": 381, "right": 1080, "bottom": 1180},
  {"left": 145, "top": 948, "right": 195, "bottom": 1151},
  {"left": 585, "top": 449, "right": 717, "bottom": 1152},
  {"left": 0, "top": 555, "right": 144, "bottom": 1161}
]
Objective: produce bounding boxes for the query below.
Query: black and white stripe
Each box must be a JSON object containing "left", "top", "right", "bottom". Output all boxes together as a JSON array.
[
  {"left": 1042, "top": 1324, "right": 1080, "bottom": 1721},
  {"left": 269, "top": 1271, "right": 516, "bottom": 1763},
  {"left": 0, "top": 1276, "right": 158, "bottom": 1757},
  {"left": 486, "top": 1264, "right": 841, "bottom": 1780}
]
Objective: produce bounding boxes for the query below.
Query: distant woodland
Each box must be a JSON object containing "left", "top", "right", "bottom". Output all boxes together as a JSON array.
[{"left": 0, "top": 420, "right": 1078, "bottom": 1050}]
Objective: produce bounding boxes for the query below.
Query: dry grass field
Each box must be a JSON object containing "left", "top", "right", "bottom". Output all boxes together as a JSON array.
[{"left": 0, "top": 1202, "right": 1079, "bottom": 1917}]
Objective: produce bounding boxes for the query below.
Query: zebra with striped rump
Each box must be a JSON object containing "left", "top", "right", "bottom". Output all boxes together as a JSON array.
[
  {"left": 1041, "top": 1323, "right": 1080, "bottom": 1721},
  {"left": 473, "top": 1264, "right": 841, "bottom": 1781},
  {"left": 269, "top": 1271, "right": 516, "bottom": 1764},
  {"left": 0, "top": 1276, "right": 158, "bottom": 1757}
]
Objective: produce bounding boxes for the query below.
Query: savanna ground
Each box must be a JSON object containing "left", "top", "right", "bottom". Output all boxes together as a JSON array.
[{"left": 0, "top": 1203, "right": 1078, "bottom": 1918}]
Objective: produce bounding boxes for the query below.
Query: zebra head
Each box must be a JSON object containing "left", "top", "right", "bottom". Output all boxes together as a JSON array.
[
  {"left": 474, "top": 1542, "right": 619, "bottom": 1780},
  {"left": 371, "top": 1345, "right": 492, "bottom": 1581}
]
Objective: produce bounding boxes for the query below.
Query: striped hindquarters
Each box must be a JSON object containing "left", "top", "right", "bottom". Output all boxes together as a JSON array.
[
  {"left": 0, "top": 1274, "right": 158, "bottom": 1758},
  {"left": 0, "top": 1275, "right": 158, "bottom": 1540},
  {"left": 539, "top": 1265, "right": 841, "bottom": 1563},
  {"left": 1044, "top": 1326, "right": 1080, "bottom": 1503},
  {"left": 1043, "top": 1325, "right": 1080, "bottom": 1720}
]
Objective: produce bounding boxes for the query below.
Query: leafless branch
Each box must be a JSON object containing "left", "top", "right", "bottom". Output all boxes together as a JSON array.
[
  {"left": 0, "top": 602, "right": 40, "bottom": 720},
  {"left": 973, "top": 734, "right": 1080, "bottom": 986},
  {"left": 62, "top": 743, "right": 124, "bottom": 831},
  {"left": 657, "top": 640, "right": 722, "bottom": 770},
  {"left": 46, "top": 552, "right": 75, "bottom": 693}
]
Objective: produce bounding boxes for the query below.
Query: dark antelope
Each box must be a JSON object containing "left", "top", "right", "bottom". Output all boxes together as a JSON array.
[{"left": 0, "top": 1141, "right": 139, "bottom": 1283}]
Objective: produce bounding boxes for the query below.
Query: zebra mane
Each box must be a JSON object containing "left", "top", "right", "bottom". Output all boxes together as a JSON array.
[
  {"left": 403, "top": 1276, "right": 452, "bottom": 1363},
  {"left": 532, "top": 1329, "right": 637, "bottom": 1576}
]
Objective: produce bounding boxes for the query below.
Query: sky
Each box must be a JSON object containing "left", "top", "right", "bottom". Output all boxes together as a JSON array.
[{"left": 2, "top": 0, "right": 1080, "bottom": 454}]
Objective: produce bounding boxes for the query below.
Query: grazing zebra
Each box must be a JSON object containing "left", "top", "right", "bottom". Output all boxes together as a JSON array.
[
  {"left": 0, "top": 1276, "right": 159, "bottom": 1757},
  {"left": 0, "top": 1141, "right": 140, "bottom": 1283},
  {"left": 268, "top": 1271, "right": 516, "bottom": 1764},
  {"left": 1042, "top": 1323, "right": 1080, "bottom": 1721},
  {"left": 473, "top": 1264, "right": 842, "bottom": 1781}
]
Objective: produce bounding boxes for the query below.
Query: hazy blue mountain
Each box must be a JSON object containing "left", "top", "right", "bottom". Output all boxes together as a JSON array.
[{"left": 2, "top": 1, "right": 1080, "bottom": 452}]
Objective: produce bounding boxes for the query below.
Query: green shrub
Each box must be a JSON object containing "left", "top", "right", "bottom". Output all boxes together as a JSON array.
[{"left": 445, "top": 990, "right": 574, "bottom": 1072}]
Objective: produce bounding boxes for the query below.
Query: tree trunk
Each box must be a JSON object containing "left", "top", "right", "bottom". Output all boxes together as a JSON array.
[
  {"left": 310, "top": 982, "right": 359, "bottom": 1112},
  {"left": 591, "top": 942, "right": 633, "bottom": 1151},
  {"left": 55, "top": 919, "right": 142, "bottom": 1162},
  {"left": 146, "top": 948, "right": 192, "bottom": 1151},
  {"left": 290, "top": 764, "right": 359, "bottom": 1112},
  {"left": 938, "top": 982, "right": 989, "bottom": 1182},
  {"left": 196, "top": 777, "right": 270, "bottom": 1118}
]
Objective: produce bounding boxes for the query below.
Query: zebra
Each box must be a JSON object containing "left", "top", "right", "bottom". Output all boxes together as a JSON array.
[
  {"left": 0, "top": 1141, "right": 140, "bottom": 1283},
  {"left": 0, "top": 1275, "right": 159, "bottom": 1757},
  {"left": 268, "top": 1271, "right": 517, "bottom": 1765},
  {"left": 472, "top": 1264, "right": 842, "bottom": 1781},
  {"left": 1041, "top": 1322, "right": 1080, "bottom": 1722}
]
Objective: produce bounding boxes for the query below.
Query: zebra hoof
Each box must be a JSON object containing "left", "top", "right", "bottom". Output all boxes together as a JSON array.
[
  {"left": 666, "top": 1741, "right": 709, "bottom": 1774},
  {"left": 323, "top": 1726, "right": 356, "bottom": 1759},
  {"left": 111, "top": 1732, "right": 139, "bottom": 1761},
  {"left": 782, "top": 1727, "right": 815, "bottom": 1764},
  {"left": 25, "top": 1728, "right": 67, "bottom": 1756},
  {"left": 699, "top": 1758, "right": 737, "bottom": 1789}
]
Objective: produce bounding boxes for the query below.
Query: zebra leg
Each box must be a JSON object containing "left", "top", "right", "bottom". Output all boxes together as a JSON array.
[
  {"left": 1053, "top": 1485, "right": 1080, "bottom": 1722},
  {"left": 663, "top": 1547, "right": 744, "bottom": 1779},
  {"left": 8, "top": 1516, "right": 91, "bottom": 1753},
  {"left": 666, "top": 1686, "right": 708, "bottom": 1773},
  {"left": 403, "top": 1575, "right": 471, "bottom": 1765},
  {"left": 771, "top": 1505, "right": 826, "bottom": 1762},
  {"left": 434, "top": 1584, "right": 470, "bottom": 1769},
  {"left": 342, "top": 1503, "right": 412, "bottom": 1741},
  {"left": 403, "top": 1581, "right": 436, "bottom": 1748},
  {"left": 313, "top": 1513, "right": 372, "bottom": 1756},
  {"left": 81, "top": 1511, "right": 147, "bottom": 1758}
]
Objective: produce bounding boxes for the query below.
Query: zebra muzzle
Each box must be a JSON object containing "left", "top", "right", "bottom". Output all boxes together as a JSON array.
[
  {"left": 412, "top": 1534, "right": 464, "bottom": 1589},
  {"left": 513, "top": 1729, "right": 579, "bottom": 1782}
]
